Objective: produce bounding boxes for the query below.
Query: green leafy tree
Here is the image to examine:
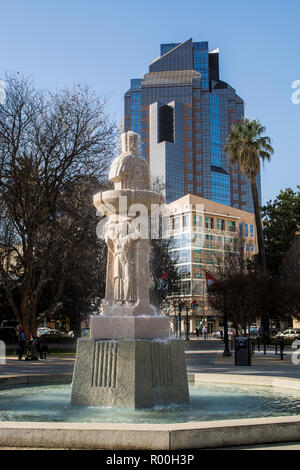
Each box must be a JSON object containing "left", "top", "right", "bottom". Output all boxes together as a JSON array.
[{"left": 262, "top": 187, "right": 300, "bottom": 274}]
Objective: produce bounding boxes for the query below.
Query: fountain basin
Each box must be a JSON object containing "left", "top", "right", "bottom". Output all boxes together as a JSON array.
[{"left": 0, "top": 373, "right": 300, "bottom": 449}]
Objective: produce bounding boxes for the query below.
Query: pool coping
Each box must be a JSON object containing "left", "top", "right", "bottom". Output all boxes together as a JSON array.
[{"left": 0, "top": 372, "right": 300, "bottom": 449}]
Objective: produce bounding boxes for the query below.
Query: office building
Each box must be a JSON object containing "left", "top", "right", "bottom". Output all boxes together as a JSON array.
[
  {"left": 166, "top": 194, "right": 258, "bottom": 333},
  {"left": 124, "top": 38, "right": 261, "bottom": 212}
]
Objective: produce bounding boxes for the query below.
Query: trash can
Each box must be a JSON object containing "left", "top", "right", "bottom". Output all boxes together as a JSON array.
[{"left": 235, "top": 337, "right": 251, "bottom": 366}]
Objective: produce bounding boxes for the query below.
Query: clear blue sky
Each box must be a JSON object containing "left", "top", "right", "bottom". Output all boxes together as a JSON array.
[{"left": 1, "top": 0, "right": 299, "bottom": 204}]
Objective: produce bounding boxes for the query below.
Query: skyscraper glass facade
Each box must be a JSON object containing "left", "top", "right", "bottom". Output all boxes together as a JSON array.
[{"left": 124, "top": 38, "right": 261, "bottom": 212}]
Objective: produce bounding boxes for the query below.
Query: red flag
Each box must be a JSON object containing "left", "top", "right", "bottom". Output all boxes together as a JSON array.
[
  {"left": 205, "top": 271, "right": 217, "bottom": 287},
  {"left": 158, "top": 271, "right": 168, "bottom": 282}
]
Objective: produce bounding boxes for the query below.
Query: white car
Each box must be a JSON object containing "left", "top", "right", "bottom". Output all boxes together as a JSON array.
[
  {"left": 212, "top": 328, "right": 235, "bottom": 338},
  {"left": 276, "top": 329, "right": 300, "bottom": 340},
  {"left": 43, "top": 329, "right": 66, "bottom": 336},
  {"left": 37, "top": 327, "right": 52, "bottom": 337}
]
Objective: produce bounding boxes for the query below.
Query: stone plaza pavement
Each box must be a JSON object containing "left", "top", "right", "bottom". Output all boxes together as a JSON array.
[{"left": 1, "top": 338, "right": 300, "bottom": 379}]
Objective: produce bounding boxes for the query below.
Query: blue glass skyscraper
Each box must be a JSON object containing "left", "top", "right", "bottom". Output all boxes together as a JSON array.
[{"left": 124, "top": 38, "right": 261, "bottom": 212}]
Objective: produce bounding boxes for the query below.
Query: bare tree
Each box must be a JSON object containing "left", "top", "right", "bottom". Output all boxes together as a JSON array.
[{"left": 0, "top": 73, "right": 116, "bottom": 338}]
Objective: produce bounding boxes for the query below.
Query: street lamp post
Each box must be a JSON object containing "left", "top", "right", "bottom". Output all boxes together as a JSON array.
[
  {"left": 178, "top": 302, "right": 183, "bottom": 339},
  {"left": 172, "top": 301, "right": 178, "bottom": 337},
  {"left": 223, "top": 292, "right": 232, "bottom": 357},
  {"left": 185, "top": 305, "right": 190, "bottom": 341}
]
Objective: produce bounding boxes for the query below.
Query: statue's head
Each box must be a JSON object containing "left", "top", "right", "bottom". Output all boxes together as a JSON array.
[
  {"left": 109, "top": 131, "right": 150, "bottom": 190},
  {"left": 121, "top": 131, "right": 138, "bottom": 156}
]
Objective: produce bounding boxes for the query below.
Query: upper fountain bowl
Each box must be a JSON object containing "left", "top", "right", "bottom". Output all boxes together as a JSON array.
[{"left": 93, "top": 189, "right": 164, "bottom": 215}]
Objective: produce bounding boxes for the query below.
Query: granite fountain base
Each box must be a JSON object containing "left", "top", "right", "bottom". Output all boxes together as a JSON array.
[{"left": 71, "top": 316, "right": 189, "bottom": 408}]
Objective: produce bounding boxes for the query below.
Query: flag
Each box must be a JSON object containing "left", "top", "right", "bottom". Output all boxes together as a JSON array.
[
  {"left": 158, "top": 271, "right": 169, "bottom": 281},
  {"left": 205, "top": 271, "right": 217, "bottom": 287},
  {"left": 157, "top": 271, "right": 169, "bottom": 290}
]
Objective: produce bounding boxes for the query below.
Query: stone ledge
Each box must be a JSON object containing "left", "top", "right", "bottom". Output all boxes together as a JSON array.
[
  {"left": 1, "top": 373, "right": 300, "bottom": 448},
  {"left": 90, "top": 315, "right": 170, "bottom": 340},
  {"left": 1, "top": 416, "right": 300, "bottom": 449},
  {"left": 0, "top": 374, "right": 73, "bottom": 387}
]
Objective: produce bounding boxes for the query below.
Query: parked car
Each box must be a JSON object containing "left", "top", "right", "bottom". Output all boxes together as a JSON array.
[
  {"left": 0, "top": 327, "right": 17, "bottom": 343},
  {"left": 81, "top": 328, "right": 90, "bottom": 338},
  {"left": 276, "top": 329, "right": 300, "bottom": 340},
  {"left": 37, "top": 327, "right": 52, "bottom": 337},
  {"left": 42, "top": 329, "right": 66, "bottom": 337},
  {"left": 250, "top": 325, "right": 259, "bottom": 335},
  {"left": 211, "top": 328, "right": 235, "bottom": 339},
  {"left": 244, "top": 325, "right": 259, "bottom": 336}
]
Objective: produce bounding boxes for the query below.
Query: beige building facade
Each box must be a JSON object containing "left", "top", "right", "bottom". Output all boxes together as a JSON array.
[{"left": 166, "top": 194, "right": 258, "bottom": 334}]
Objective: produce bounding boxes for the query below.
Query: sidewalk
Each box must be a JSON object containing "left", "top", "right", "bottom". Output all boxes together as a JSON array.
[
  {"left": 0, "top": 355, "right": 74, "bottom": 377},
  {"left": 1, "top": 341, "right": 300, "bottom": 380},
  {"left": 184, "top": 339, "right": 300, "bottom": 379}
]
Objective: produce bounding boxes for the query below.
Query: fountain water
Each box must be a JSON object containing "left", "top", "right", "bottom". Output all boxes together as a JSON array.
[{"left": 71, "top": 131, "right": 189, "bottom": 408}]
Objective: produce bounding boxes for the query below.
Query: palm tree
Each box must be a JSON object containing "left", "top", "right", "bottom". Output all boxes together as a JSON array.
[{"left": 225, "top": 119, "right": 274, "bottom": 273}]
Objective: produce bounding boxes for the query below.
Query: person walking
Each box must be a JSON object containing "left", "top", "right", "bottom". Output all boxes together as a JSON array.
[
  {"left": 17, "top": 326, "right": 26, "bottom": 360},
  {"left": 203, "top": 326, "right": 207, "bottom": 340}
]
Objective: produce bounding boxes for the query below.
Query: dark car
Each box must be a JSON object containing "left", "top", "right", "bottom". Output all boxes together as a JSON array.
[{"left": 0, "top": 327, "right": 17, "bottom": 343}]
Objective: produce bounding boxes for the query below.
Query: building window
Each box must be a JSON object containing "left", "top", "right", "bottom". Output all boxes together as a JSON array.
[
  {"left": 173, "top": 217, "right": 181, "bottom": 230},
  {"left": 217, "top": 219, "right": 225, "bottom": 231},
  {"left": 193, "top": 215, "right": 202, "bottom": 227},
  {"left": 205, "top": 217, "right": 214, "bottom": 229},
  {"left": 227, "top": 220, "right": 236, "bottom": 232},
  {"left": 211, "top": 171, "right": 231, "bottom": 206},
  {"left": 188, "top": 184, "right": 193, "bottom": 192},
  {"left": 159, "top": 105, "right": 174, "bottom": 143},
  {"left": 183, "top": 215, "right": 189, "bottom": 229}
]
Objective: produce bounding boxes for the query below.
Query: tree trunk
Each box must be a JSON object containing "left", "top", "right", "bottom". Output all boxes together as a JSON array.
[
  {"left": 223, "top": 293, "right": 231, "bottom": 357},
  {"left": 250, "top": 177, "right": 269, "bottom": 339},
  {"left": 250, "top": 177, "right": 267, "bottom": 273},
  {"left": 69, "top": 311, "right": 82, "bottom": 339}
]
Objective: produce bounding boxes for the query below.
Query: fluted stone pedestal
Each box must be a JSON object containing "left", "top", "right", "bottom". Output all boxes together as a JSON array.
[{"left": 71, "top": 338, "right": 189, "bottom": 408}]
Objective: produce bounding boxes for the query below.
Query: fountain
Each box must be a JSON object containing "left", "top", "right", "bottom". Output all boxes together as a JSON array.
[
  {"left": 71, "top": 131, "right": 189, "bottom": 408},
  {"left": 1, "top": 132, "right": 300, "bottom": 449}
]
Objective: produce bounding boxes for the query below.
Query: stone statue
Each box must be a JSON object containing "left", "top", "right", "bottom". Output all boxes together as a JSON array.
[
  {"left": 72, "top": 131, "right": 189, "bottom": 408},
  {"left": 94, "top": 131, "right": 163, "bottom": 316}
]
